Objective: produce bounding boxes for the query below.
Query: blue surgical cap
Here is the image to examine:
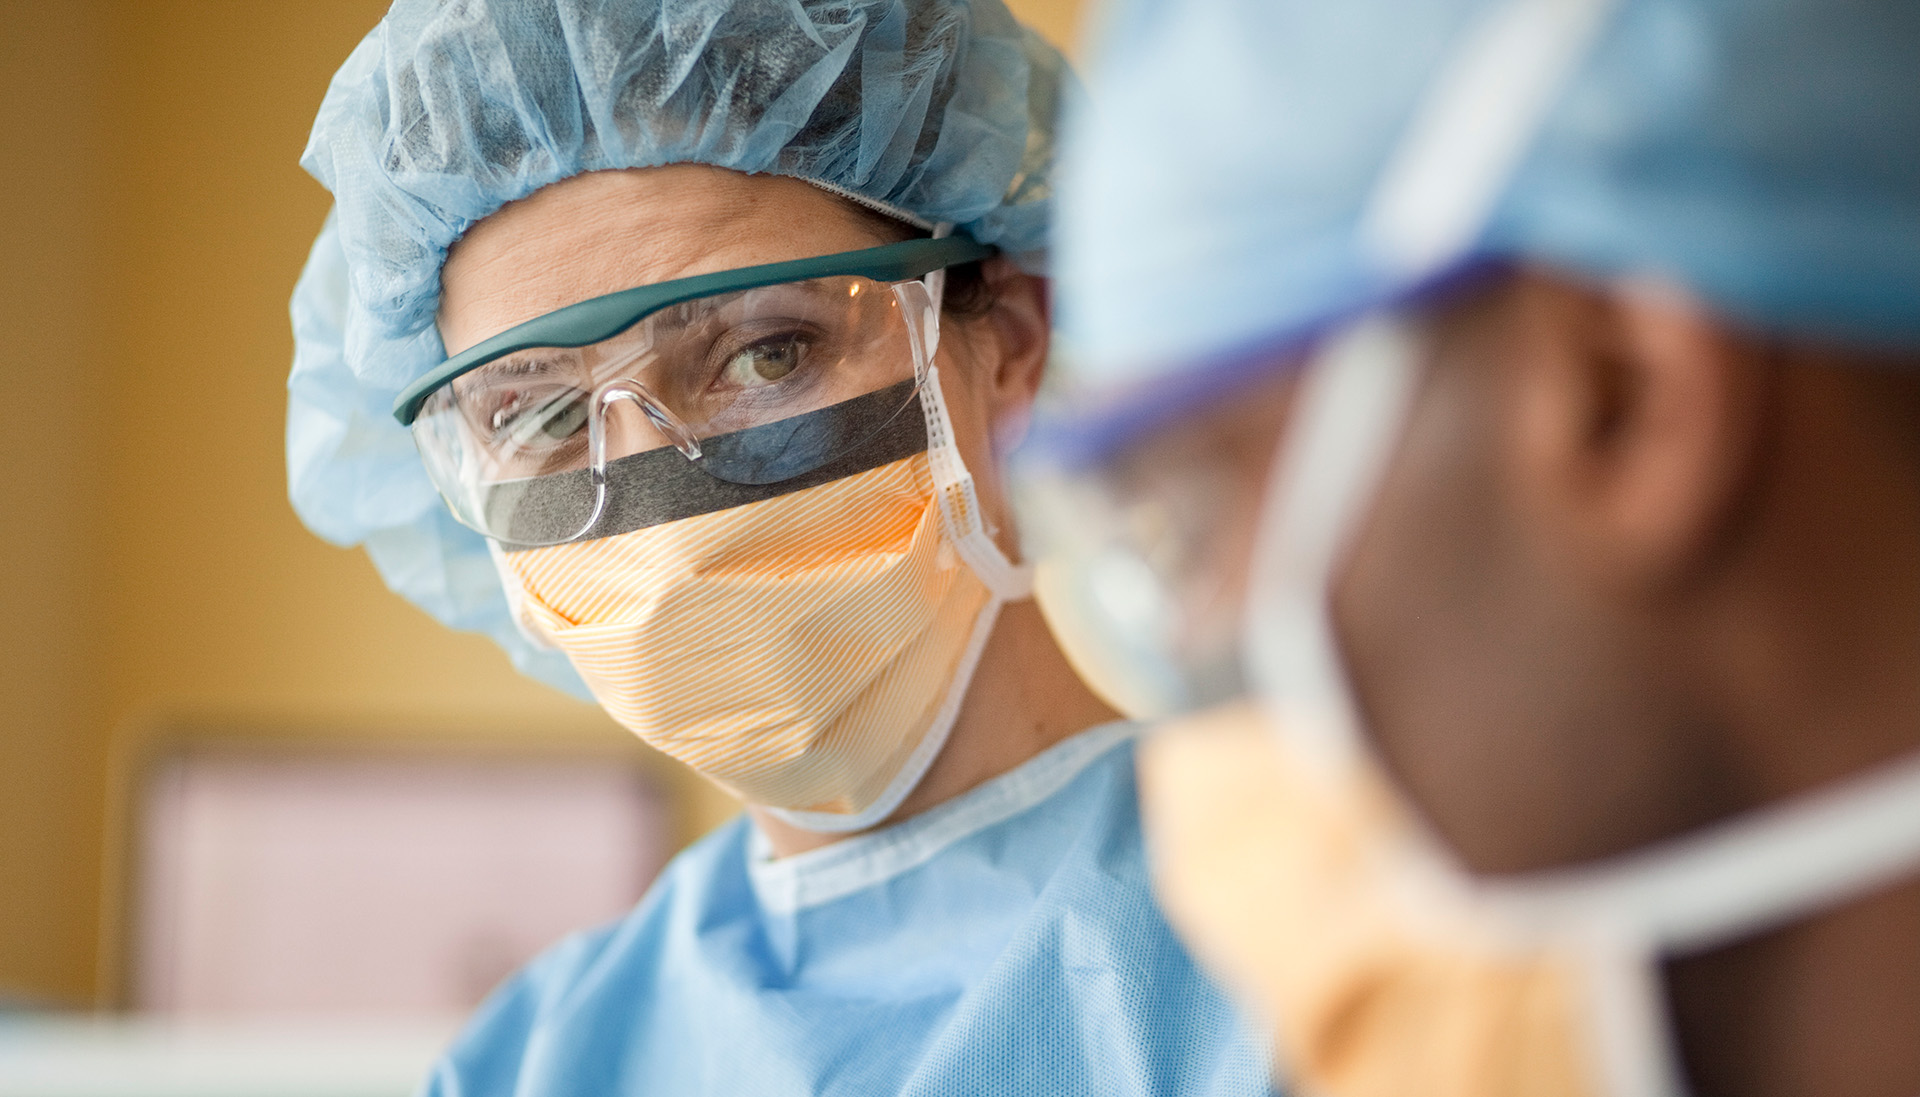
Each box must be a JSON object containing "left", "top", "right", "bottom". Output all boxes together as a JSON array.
[
  {"left": 1048, "top": 0, "right": 1920, "bottom": 461},
  {"left": 287, "top": 0, "right": 1067, "bottom": 695}
]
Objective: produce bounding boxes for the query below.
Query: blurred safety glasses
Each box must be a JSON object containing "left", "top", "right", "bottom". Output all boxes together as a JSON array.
[
  {"left": 394, "top": 236, "right": 995, "bottom": 546},
  {"left": 1018, "top": 372, "right": 1295, "bottom": 714},
  {"left": 1014, "top": 313, "right": 1424, "bottom": 716}
]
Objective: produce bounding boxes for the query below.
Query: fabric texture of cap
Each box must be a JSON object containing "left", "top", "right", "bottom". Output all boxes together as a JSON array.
[
  {"left": 287, "top": 0, "right": 1066, "bottom": 695},
  {"left": 1047, "top": 0, "right": 1920, "bottom": 463}
]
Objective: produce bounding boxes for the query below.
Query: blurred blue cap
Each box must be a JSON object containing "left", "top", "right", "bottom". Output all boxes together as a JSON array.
[
  {"left": 1046, "top": 0, "right": 1920, "bottom": 466},
  {"left": 287, "top": 0, "right": 1067, "bottom": 692}
]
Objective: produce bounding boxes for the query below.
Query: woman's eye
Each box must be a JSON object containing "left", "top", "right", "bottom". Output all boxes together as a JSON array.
[
  {"left": 488, "top": 388, "right": 590, "bottom": 449},
  {"left": 721, "top": 338, "right": 804, "bottom": 388}
]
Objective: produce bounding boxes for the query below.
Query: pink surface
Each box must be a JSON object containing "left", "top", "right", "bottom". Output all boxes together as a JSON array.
[{"left": 134, "top": 754, "right": 669, "bottom": 1017}]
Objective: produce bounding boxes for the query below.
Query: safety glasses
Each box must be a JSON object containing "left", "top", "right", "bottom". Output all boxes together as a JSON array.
[
  {"left": 1013, "top": 324, "right": 1379, "bottom": 715},
  {"left": 1016, "top": 391, "right": 1293, "bottom": 715},
  {"left": 396, "top": 236, "right": 995, "bottom": 547}
]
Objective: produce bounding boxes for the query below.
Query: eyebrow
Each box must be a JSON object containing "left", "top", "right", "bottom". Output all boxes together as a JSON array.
[
  {"left": 649, "top": 277, "right": 844, "bottom": 333},
  {"left": 465, "top": 349, "right": 585, "bottom": 383}
]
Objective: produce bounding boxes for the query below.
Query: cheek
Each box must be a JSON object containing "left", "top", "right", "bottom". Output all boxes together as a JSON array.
[
  {"left": 1328, "top": 369, "right": 1535, "bottom": 867},
  {"left": 1329, "top": 362, "right": 1711, "bottom": 875}
]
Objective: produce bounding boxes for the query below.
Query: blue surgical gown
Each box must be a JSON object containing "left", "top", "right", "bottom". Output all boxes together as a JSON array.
[{"left": 424, "top": 723, "right": 1278, "bottom": 1096}]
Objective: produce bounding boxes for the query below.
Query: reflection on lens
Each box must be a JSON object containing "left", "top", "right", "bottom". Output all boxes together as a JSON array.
[
  {"left": 480, "top": 466, "right": 601, "bottom": 548},
  {"left": 696, "top": 378, "right": 919, "bottom": 485},
  {"left": 485, "top": 381, "right": 930, "bottom": 546}
]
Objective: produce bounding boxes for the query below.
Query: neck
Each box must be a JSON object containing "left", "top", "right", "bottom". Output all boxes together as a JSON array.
[
  {"left": 749, "top": 599, "right": 1122, "bottom": 857},
  {"left": 1660, "top": 359, "right": 1920, "bottom": 1097},
  {"left": 1665, "top": 876, "right": 1920, "bottom": 1097}
]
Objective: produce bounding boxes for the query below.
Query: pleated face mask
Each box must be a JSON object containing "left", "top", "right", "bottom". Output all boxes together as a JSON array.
[{"left": 463, "top": 266, "right": 1031, "bottom": 832}]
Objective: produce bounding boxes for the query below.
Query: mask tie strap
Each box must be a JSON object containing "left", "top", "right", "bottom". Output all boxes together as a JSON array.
[
  {"left": 1242, "top": 317, "right": 1422, "bottom": 771},
  {"left": 1482, "top": 747, "right": 1920, "bottom": 955},
  {"left": 1251, "top": 0, "right": 1621, "bottom": 761},
  {"left": 1360, "top": 0, "right": 1619, "bottom": 277},
  {"left": 1472, "top": 747, "right": 1920, "bottom": 1097}
]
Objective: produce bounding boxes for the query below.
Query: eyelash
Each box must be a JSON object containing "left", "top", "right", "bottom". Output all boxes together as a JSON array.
[
  {"left": 460, "top": 310, "right": 834, "bottom": 447},
  {"left": 705, "top": 321, "right": 822, "bottom": 389}
]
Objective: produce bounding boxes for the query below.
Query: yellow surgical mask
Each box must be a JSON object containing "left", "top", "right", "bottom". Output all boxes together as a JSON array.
[{"left": 492, "top": 364, "right": 1031, "bottom": 833}]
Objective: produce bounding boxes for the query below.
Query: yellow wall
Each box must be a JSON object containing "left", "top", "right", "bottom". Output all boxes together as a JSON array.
[
  {"left": 0, "top": 0, "right": 1083, "bottom": 1008},
  {"left": 1, "top": 1, "right": 108, "bottom": 1008}
]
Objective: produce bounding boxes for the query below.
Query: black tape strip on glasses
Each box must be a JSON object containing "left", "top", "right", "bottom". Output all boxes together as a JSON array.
[{"left": 489, "top": 379, "right": 928, "bottom": 548}]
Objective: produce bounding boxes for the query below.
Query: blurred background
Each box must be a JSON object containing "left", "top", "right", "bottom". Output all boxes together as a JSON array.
[{"left": 0, "top": 1, "right": 1082, "bottom": 1092}]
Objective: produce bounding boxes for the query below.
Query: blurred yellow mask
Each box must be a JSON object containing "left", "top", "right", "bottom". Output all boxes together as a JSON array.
[{"left": 1141, "top": 704, "right": 1610, "bottom": 1097}]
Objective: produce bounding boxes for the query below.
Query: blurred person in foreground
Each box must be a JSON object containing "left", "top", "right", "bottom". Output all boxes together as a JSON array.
[
  {"left": 1021, "top": 0, "right": 1920, "bottom": 1094},
  {"left": 285, "top": 0, "right": 1276, "bottom": 1093}
]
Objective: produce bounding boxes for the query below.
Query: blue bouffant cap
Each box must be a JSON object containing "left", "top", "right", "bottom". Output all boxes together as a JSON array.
[
  {"left": 287, "top": 0, "right": 1067, "bottom": 693},
  {"left": 1046, "top": 0, "right": 1920, "bottom": 465}
]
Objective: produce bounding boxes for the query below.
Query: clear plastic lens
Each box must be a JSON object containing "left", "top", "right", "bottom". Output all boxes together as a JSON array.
[
  {"left": 1014, "top": 414, "right": 1283, "bottom": 716},
  {"left": 412, "top": 275, "right": 930, "bottom": 546}
]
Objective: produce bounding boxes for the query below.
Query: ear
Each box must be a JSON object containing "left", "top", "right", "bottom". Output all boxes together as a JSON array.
[
  {"left": 968, "top": 257, "right": 1051, "bottom": 454},
  {"left": 1505, "top": 270, "right": 1772, "bottom": 595}
]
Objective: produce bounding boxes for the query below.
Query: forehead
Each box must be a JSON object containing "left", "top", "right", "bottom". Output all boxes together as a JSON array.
[{"left": 436, "top": 166, "right": 890, "bottom": 355}]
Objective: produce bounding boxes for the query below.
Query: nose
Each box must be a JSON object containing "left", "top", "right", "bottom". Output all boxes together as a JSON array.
[{"left": 594, "top": 382, "right": 704, "bottom": 465}]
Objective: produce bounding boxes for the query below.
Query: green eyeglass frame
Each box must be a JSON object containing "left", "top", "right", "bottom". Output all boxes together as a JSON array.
[{"left": 391, "top": 234, "right": 997, "bottom": 426}]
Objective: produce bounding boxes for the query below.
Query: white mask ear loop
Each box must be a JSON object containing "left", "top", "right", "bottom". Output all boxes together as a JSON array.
[
  {"left": 1253, "top": 0, "right": 1621, "bottom": 746},
  {"left": 908, "top": 223, "right": 1033, "bottom": 602},
  {"left": 1241, "top": 317, "right": 1423, "bottom": 773}
]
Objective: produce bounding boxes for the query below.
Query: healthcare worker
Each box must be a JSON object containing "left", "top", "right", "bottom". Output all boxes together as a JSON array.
[
  {"left": 1025, "top": 0, "right": 1920, "bottom": 1095},
  {"left": 286, "top": 0, "right": 1276, "bottom": 1094}
]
